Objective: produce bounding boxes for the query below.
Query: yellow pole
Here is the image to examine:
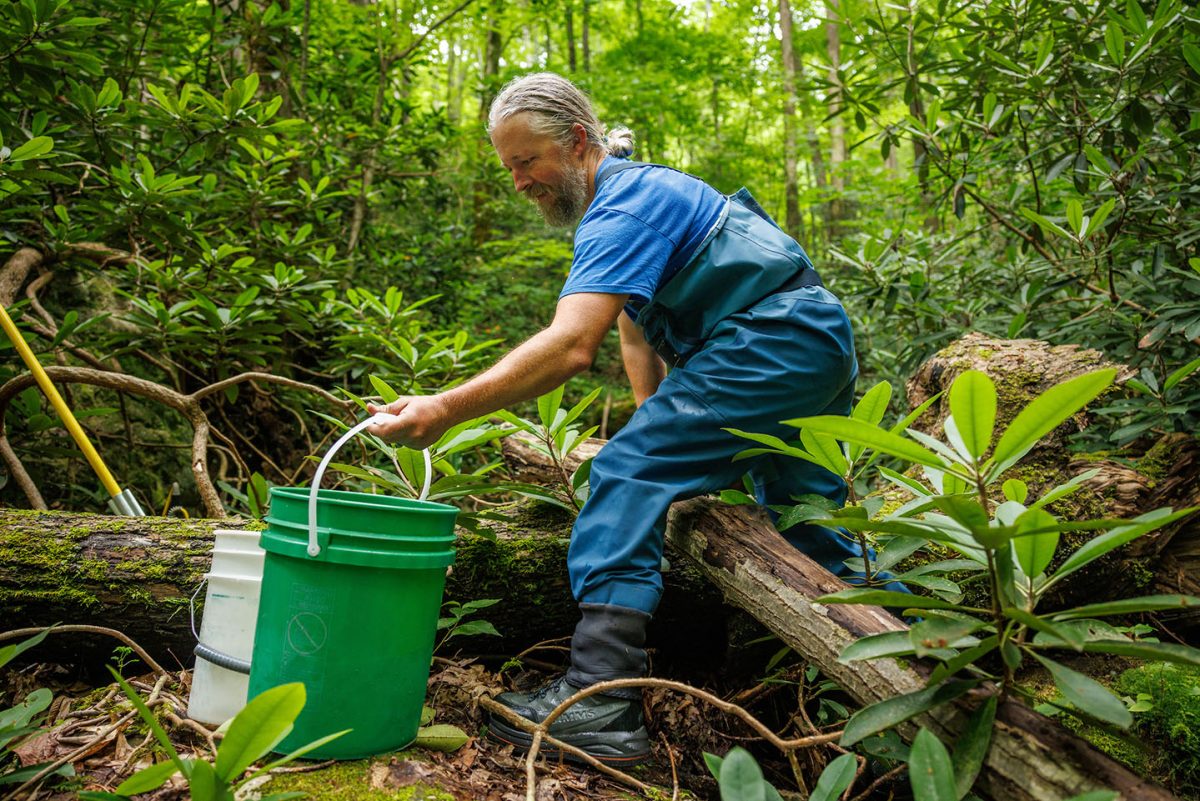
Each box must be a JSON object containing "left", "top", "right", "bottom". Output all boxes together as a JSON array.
[{"left": 0, "top": 301, "right": 121, "bottom": 497}]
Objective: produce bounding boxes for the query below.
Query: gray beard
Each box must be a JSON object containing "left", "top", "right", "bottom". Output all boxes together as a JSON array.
[{"left": 528, "top": 162, "right": 589, "bottom": 227}]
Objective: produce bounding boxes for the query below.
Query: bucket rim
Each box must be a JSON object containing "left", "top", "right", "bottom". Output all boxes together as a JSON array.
[{"left": 270, "top": 485, "right": 458, "bottom": 515}]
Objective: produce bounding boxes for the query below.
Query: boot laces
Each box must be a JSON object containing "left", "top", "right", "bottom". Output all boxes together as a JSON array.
[{"left": 529, "top": 675, "right": 570, "bottom": 701}]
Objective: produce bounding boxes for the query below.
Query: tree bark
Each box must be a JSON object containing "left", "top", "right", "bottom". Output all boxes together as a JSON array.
[
  {"left": 581, "top": 0, "right": 590, "bottom": 72},
  {"left": 825, "top": 0, "right": 845, "bottom": 228},
  {"left": 778, "top": 0, "right": 802, "bottom": 241},
  {"left": 565, "top": 0, "right": 576, "bottom": 72}
]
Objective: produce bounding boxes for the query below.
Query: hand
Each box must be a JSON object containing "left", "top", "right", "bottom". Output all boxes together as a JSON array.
[{"left": 366, "top": 396, "right": 449, "bottom": 449}]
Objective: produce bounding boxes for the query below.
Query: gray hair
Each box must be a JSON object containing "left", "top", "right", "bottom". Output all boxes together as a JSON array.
[{"left": 487, "top": 72, "right": 635, "bottom": 158}]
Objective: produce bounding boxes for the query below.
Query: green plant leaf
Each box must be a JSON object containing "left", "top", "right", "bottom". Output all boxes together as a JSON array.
[
  {"left": 1064, "top": 198, "right": 1085, "bottom": 236},
  {"left": 555, "top": 386, "right": 602, "bottom": 434},
  {"left": 414, "top": 724, "right": 469, "bottom": 752},
  {"left": 1005, "top": 607, "right": 1084, "bottom": 651},
  {"left": 878, "top": 466, "right": 932, "bottom": 498},
  {"left": 444, "top": 619, "right": 500, "bottom": 639},
  {"left": 187, "top": 757, "right": 221, "bottom": 801},
  {"left": 839, "top": 631, "right": 917, "bottom": 662},
  {"left": 948, "top": 370, "right": 997, "bottom": 460},
  {"left": 0, "top": 626, "right": 54, "bottom": 670},
  {"left": 818, "top": 588, "right": 970, "bottom": 611},
  {"left": 909, "top": 728, "right": 958, "bottom": 801},
  {"left": 809, "top": 752, "right": 857, "bottom": 801},
  {"left": 1076, "top": 640, "right": 1200, "bottom": 668},
  {"left": 1105, "top": 21, "right": 1125, "bottom": 64},
  {"left": 1019, "top": 207, "right": 1071, "bottom": 239},
  {"left": 536, "top": 385, "right": 564, "bottom": 431},
  {"left": 1031, "top": 653, "right": 1131, "bottom": 728},
  {"left": 368, "top": 374, "right": 399, "bottom": 404},
  {"left": 1002, "top": 479, "right": 1028, "bottom": 503},
  {"left": 726, "top": 429, "right": 818, "bottom": 464},
  {"left": 841, "top": 681, "right": 976, "bottom": 747},
  {"left": 799, "top": 428, "right": 848, "bottom": 476},
  {"left": 1085, "top": 199, "right": 1117, "bottom": 237},
  {"left": 853, "top": 381, "right": 893, "bottom": 426},
  {"left": 0, "top": 686, "right": 51, "bottom": 734},
  {"left": 1028, "top": 469, "right": 1100, "bottom": 512},
  {"left": 1183, "top": 43, "right": 1200, "bottom": 75},
  {"left": 932, "top": 496, "right": 991, "bottom": 537},
  {"left": 988, "top": 369, "right": 1116, "bottom": 478},
  {"left": 718, "top": 746, "right": 768, "bottom": 800},
  {"left": 1012, "top": 508, "right": 1059, "bottom": 577},
  {"left": 1062, "top": 793, "right": 1118, "bottom": 801},
  {"left": 1164, "top": 357, "right": 1200, "bottom": 392},
  {"left": 1052, "top": 595, "right": 1200, "bottom": 620},
  {"left": 783, "top": 415, "right": 947, "bottom": 469},
  {"left": 7, "top": 136, "right": 54, "bottom": 162},
  {"left": 216, "top": 683, "right": 306, "bottom": 782},
  {"left": 115, "top": 759, "right": 180, "bottom": 795}
]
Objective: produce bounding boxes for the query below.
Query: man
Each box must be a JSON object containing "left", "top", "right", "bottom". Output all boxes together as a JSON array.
[{"left": 368, "top": 73, "right": 864, "bottom": 765}]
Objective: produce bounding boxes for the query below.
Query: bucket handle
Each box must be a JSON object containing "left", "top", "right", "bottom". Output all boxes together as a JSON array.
[{"left": 307, "top": 413, "right": 433, "bottom": 558}]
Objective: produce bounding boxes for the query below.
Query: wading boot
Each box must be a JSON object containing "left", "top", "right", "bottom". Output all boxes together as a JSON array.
[{"left": 487, "top": 603, "right": 652, "bottom": 765}]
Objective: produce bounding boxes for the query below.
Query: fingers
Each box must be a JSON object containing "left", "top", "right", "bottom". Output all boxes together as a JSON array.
[{"left": 367, "top": 397, "right": 410, "bottom": 416}]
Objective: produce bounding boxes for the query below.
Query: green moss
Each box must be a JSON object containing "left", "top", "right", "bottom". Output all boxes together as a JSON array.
[
  {"left": 1113, "top": 662, "right": 1200, "bottom": 797},
  {"left": 1136, "top": 436, "right": 1190, "bottom": 486},
  {"left": 263, "top": 757, "right": 457, "bottom": 800}
]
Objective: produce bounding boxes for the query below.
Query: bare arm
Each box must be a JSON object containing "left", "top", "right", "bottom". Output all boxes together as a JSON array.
[
  {"left": 618, "top": 311, "right": 667, "bottom": 407},
  {"left": 368, "top": 292, "right": 628, "bottom": 447}
]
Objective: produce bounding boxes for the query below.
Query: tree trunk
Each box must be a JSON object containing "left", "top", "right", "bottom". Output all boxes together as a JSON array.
[
  {"left": 779, "top": 0, "right": 802, "bottom": 240},
  {"left": 905, "top": 0, "right": 934, "bottom": 227},
  {"left": 825, "top": 0, "right": 845, "bottom": 228},
  {"left": 472, "top": 10, "right": 504, "bottom": 245},
  {"left": 565, "top": 1, "right": 576, "bottom": 72},
  {"left": 582, "top": 0, "right": 590, "bottom": 72}
]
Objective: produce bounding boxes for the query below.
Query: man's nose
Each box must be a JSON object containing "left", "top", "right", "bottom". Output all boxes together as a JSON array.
[{"left": 512, "top": 171, "right": 532, "bottom": 192}]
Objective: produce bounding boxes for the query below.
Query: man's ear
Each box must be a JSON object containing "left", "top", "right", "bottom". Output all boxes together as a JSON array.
[{"left": 571, "top": 122, "right": 589, "bottom": 157}]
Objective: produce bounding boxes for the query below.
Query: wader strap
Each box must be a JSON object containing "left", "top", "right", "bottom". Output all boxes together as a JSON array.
[{"left": 776, "top": 265, "right": 825, "bottom": 291}]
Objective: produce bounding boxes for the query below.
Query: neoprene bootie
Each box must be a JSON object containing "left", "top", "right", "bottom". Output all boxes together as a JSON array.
[{"left": 487, "top": 603, "right": 652, "bottom": 765}]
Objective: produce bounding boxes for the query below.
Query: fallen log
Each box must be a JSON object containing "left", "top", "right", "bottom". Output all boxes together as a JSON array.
[
  {"left": 0, "top": 505, "right": 731, "bottom": 673},
  {"left": 663, "top": 497, "right": 1177, "bottom": 801}
]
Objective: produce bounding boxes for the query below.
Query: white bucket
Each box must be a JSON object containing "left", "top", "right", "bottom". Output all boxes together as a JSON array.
[{"left": 186, "top": 529, "right": 265, "bottom": 725}]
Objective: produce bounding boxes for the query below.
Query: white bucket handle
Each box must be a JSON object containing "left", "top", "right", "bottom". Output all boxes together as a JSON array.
[{"left": 307, "top": 413, "right": 432, "bottom": 558}]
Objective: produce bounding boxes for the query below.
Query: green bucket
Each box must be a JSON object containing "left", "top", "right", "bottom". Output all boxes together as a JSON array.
[{"left": 248, "top": 481, "right": 457, "bottom": 760}]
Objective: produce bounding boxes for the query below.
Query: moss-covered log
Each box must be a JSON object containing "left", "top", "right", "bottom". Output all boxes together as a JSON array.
[
  {"left": 0, "top": 505, "right": 731, "bottom": 672},
  {"left": 0, "top": 509, "right": 255, "bottom": 668}
]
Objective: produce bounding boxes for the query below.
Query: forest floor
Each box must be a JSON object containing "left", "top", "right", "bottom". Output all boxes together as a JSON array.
[{"left": 5, "top": 655, "right": 846, "bottom": 801}]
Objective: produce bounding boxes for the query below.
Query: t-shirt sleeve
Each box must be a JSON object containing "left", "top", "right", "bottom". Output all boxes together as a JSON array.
[{"left": 560, "top": 208, "right": 675, "bottom": 304}]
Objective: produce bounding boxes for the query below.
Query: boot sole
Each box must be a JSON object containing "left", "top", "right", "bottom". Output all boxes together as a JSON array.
[{"left": 486, "top": 716, "right": 651, "bottom": 767}]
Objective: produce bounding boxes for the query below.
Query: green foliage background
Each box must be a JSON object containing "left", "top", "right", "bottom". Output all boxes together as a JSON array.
[{"left": 1, "top": 0, "right": 1197, "bottom": 513}]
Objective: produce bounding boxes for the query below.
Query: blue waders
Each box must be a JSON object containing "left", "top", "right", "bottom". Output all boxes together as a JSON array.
[{"left": 569, "top": 285, "right": 862, "bottom": 614}]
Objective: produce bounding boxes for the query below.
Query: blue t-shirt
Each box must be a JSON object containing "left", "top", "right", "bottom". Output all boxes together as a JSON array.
[{"left": 559, "top": 157, "right": 726, "bottom": 314}]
